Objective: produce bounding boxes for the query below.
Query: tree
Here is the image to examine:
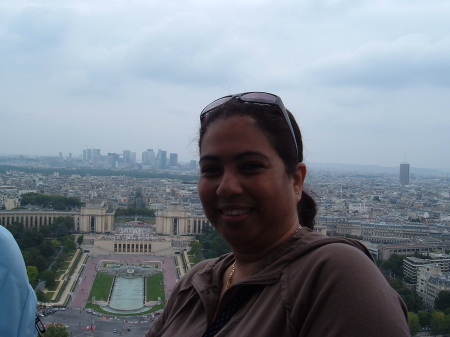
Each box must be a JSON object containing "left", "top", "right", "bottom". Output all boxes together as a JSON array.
[
  {"left": 20, "top": 227, "right": 44, "bottom": 248},
  {"left": 431, "top": 311, "right": 446, "bottom": 336},
  {"left": 189, "top": 240, "right": 203, "bottom": 263},
  {"left": 444, "top": 313, "right": 450, "bottom": 334},
  {"left": 381, "top": 254, "right": 404, "bottom": 278},
  {"left": 20, "top": 192, "right": 81, "bottom": 211},
  {"left": 44, "top": 323, "right": 70, "bottom": 337},
  {"left": 408, "top": 312, "right": 420, "bottom": 336},
  {"left": 36, "top": 290, "right": 46, "bottom": 302},
  {"left": 62, "top": 236, "right": 76, "bottom": 252},
  {"left": 436, "top": 291, "right": 450, "bottom": 312},
  {"left": 52, "top": 216, "right": 74, "bottom": 232},
  {"left": 77, "top": 234, "right": 84, "bottom": 247},
  {"left": 115, "top": 207, "right": 156, "bottom": 217},
  {"left": 40, "top": 270, "right": 56, "bottom": 289},
  {"left": 418, "top": 311, "right": 431, "bottom": 327},
  {"left": 198, "top": 224, "right": 230, "bottom": 259},
  {"left": 23, "top": 247, "right": 49, "bottom": 272},
  {"left": 27, "top": 266, "right": 39, "bottom": 284},
  {"left": 189, "top": 240, "right": 202, "bottom": 257},
  {"left": 39, "top": 241, "right": 56, "bottom": 258},
  {"left": 55, "top": 223, "right": 69, "bottom": 239},
  {"left": 6, "top": 223, "right": 24, "bottom": 238},
  {"left": 388, "top": 278, "right": 404, "bottom": 291},
  {"left": 397, "top": 288, "right": 423, "bottom": 312}
]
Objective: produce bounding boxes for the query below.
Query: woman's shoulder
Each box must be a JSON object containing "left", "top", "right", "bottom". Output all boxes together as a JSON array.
[{"left": 289, "top": 228, "right": 375, "bottom": 263}]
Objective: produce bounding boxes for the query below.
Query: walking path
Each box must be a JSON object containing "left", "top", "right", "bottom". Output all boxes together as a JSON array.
[
  {"left": 49, "top": 249, "right": 81, "bottom": 301},
  {"left": 42, "top": 249, "right": 87, "bottom": 306}
]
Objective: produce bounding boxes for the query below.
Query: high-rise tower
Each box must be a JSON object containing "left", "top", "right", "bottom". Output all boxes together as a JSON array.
[{"left": 399, "top": 163, "right": 410, "bottom": 186}]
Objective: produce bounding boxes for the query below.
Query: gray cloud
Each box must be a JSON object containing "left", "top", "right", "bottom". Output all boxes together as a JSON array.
[
  {"left": 0, "top": 0, "right": 449, "bottom": 169},
  {"left": 308, "top": 34, "right": 450, "bottom": 88}
]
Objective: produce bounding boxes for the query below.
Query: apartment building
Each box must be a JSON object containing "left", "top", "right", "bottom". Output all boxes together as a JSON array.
[{"left": 404, "top": 254, "right": 450, "bottom": 285}]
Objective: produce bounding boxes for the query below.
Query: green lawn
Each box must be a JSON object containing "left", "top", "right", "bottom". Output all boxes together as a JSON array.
[
  {"left": 146, "top": 272, "right": 165, "bottom": 302},
  {"left": 47, "top": 282, "right": 59, "bottom": 291},
  {"left": 88, "top": 272, "right": 114, "bottom": 302},
  {"left": 60, "top": 261, "right": 71, "bottom": 269},
  {"left": 44, "top": 292, "right": 54, "bottom": 301}
]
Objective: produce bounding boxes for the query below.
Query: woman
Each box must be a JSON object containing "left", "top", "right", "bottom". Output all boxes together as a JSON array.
[
  {"left": 147, "top": 92, "right": 409, "bottom": 337},
  {"left": 0, "top": 225, "right": 38, "bottom": 337}
]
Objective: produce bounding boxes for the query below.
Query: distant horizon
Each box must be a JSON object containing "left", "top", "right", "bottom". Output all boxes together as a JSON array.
[{"left": 1, "top": 152, "right": 449, "bottom": 174}]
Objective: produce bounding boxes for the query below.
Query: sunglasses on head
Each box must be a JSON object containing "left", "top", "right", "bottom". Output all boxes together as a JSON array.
[{"left": 200, "top": 92, "right": 299, "bottom": 157}]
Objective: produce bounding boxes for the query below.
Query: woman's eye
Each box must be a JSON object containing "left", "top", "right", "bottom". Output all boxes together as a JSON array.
[
  {"left": 242, "top": 163, "right": 264, "bottom": 171},
  {"left": 200, "top": 166, "right": 221, "bottom": 176}
]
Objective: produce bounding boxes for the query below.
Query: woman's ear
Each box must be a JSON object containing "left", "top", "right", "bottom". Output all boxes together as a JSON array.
[{"left": 293, "top": 163, "right": 307, "bottom": 197}]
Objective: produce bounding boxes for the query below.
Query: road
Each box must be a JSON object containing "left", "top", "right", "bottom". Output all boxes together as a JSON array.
[{"left": 40, "top": 309, "right": 152, "bottom": 337}]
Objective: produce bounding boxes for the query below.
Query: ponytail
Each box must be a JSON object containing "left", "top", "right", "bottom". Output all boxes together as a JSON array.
[{"left": 297, "top": 190, "right": 317, "bottom": 230}]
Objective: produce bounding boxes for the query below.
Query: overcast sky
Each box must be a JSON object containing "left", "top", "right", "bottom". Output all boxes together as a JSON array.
[{"left": 1, "top": 0, "right": 449, "bottom": 170}]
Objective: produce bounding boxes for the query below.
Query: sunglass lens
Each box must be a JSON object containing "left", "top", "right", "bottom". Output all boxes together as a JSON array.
[
  {"left": 241, "top": 92, "right": 278, "bottom": 103},
  {"left": 201, "top": 96, "right": 232, "bottom": 114}
]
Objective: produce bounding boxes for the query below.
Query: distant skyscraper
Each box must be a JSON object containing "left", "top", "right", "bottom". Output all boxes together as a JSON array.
[
  {"left": 157, "top": 149, "right": 167, "bottom": 169},
  {"left": 123, "top": 150, "right": 131, "bottom": 164},
  {"left": 169, "top": 153, "right": 178, "bottom": 167},
  {"left": 399, "top": 163, "right": 410, "bottom": 186},
  {"left": 107, "top": 153, "right": 120, "bottom": 168},
  {"left": 86, "top": 148, "right": 93, "bottom": 161},
  {"left": 142, "top": 149, "right": 156, "bottom": 167},
  {"left": 190, "top": 160, "right": 197, "bottom": 170}
]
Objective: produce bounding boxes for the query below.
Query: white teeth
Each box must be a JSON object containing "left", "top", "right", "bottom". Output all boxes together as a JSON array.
[{"left": 222, "top": 209, "right": 250, "bottom": 216}]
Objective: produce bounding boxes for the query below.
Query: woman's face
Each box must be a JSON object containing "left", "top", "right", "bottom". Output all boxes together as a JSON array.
[{"left": 198, "top": 115, "right": 305, "bottom": 254}]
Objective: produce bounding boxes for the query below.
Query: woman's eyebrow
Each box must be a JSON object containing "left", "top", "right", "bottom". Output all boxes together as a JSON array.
[
  {"left": 199, "top": 151, "right": 269, "bottom": 164},
  {"left": 199, "top": 154, "right": 220, "bottom": 164},
  {"left": 235, "top": 151, "right": 269, "bottom": 161}
]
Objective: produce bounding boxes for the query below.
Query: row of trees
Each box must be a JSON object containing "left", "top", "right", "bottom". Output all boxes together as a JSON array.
[
  {"left": 409, "top": 310, "right": 450, "bottom": 336},
  {"left": 115, "top": 207, "right": 156, "bottom": 217},
  {"left": 20, "top": 192, "right": 82, "bottom": 211},
  {"left": 196, "top": 224, "right": 230, "bottom": 259},
  {"left": 0, "top": 164, "right": 198, "bottom": 181},
  {"left": 188, "top": 224, "right": 231, "bottom": 263},
  {"left": 42, "top": 323, "right": 70, "bottom": 337},
  {"left": 8, "top": 217, "right": 78, "bottom": 290}
]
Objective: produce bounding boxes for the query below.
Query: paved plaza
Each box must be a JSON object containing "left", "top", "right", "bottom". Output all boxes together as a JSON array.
[
  {"left": 42, "top": 249, "right": 178, "bottom": 337},
  {"left": 69, "top": 253, "right": 177, "bottom": 309}
]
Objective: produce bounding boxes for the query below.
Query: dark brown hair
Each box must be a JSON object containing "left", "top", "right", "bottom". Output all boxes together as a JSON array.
[{"left": 199, "top": 98, "right": 317, "bottom": 229}]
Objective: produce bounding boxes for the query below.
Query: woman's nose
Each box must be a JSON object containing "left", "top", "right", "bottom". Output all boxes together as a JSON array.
[{"left": 216, "top": 170, "right": 242, "bottom": 197}]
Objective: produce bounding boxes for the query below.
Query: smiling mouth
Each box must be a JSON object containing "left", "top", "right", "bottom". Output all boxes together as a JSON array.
[{"left": 221, "top": 208, "right": 252, "bottom": 216}]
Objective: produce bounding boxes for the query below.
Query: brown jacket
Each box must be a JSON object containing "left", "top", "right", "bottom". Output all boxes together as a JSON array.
[{"left": 146, "top": 228, "right": 409, "bottom": 337}]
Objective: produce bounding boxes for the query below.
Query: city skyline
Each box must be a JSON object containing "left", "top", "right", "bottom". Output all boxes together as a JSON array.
[
  {"left": 1, "top": 1, "right": 449, "bottom": 170},
  {"left": 2, "top": 150, "right": 449, "bottom": 175}
]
